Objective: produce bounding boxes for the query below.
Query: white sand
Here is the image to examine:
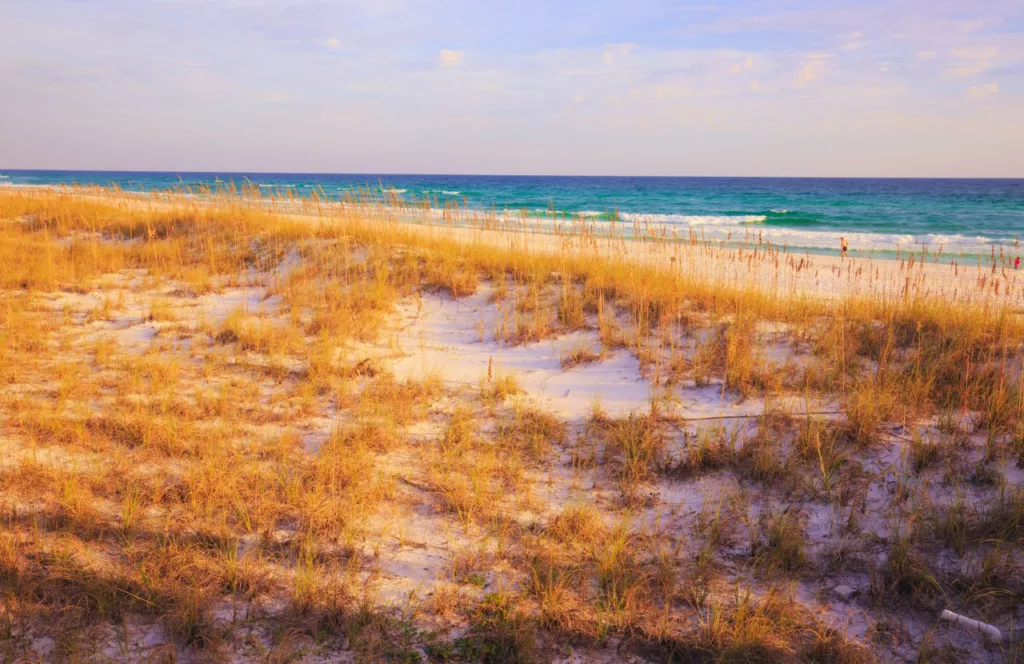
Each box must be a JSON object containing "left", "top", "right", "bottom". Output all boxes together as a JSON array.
[{"left": 386, "top": 288, "right": 652, "bottom": 419}]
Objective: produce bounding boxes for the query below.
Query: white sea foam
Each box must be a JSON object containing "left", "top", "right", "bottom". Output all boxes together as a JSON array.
[
  {"left": 441, "top": 190, "right": 461, "bottom": 195},
  {"left": 720, "top": 227, "right": 1001, "bottom": 255},
  {"left": 414, "top": 206, "right": 1005, "bottom": 255},
  {"left": 614, "top": 212, "right": 1009, "bottom": 255},
  {"left": 619, "top": 213, "right": 767, "bottom": 226}
]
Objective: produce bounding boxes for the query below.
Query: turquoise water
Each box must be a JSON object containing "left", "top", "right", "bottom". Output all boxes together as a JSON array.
[{"left": 3, "top": 170, "right": 1023, "bottom": 258}]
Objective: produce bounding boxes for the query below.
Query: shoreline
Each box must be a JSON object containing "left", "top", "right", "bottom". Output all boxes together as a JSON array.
[
  {"left": 5, "top": 183, "right": 1024, "bottom": 307},
  {"left": 3, "top": 180, "right": 1022, "bottom": 265},
  {"left": 345, "top": 214, "right": 1024, "bottom": 307}
]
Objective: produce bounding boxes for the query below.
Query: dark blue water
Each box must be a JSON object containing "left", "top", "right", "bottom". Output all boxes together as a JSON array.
[{"left": 3, "top": 170, "right": 1023, "bottom": 256}]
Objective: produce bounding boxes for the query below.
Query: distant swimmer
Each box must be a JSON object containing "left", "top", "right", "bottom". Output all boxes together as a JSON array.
[
  {"left": 1016, "top": 257, "right": 1021, "bottom": 270},
  {"left": 840, "top": 236, "right": 849, "bottom": 258}
]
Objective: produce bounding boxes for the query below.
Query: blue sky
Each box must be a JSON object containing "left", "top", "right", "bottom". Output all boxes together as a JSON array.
[{"left": 1, "top": 0, "right": 1022, "bottom": 176}]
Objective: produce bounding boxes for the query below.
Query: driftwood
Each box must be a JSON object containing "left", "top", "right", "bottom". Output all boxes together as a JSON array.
[
  {"left": 940, "top": 610, "right": 1003, "bottom": 643},
  {"left": 681, "top": 410, "right": 841, "bottom": 422}
]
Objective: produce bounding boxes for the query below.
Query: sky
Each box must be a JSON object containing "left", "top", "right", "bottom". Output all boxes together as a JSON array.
[{"left": 1, "top": 0, "right": 1023, "bottom": 177}]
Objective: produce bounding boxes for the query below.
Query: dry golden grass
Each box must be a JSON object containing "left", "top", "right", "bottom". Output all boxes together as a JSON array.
[{"left": 0, "top": 186, "right": 1022, "bottom": 662}]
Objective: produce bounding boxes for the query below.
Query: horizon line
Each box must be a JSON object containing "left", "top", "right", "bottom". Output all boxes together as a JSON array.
[{"left": 3, "top": 167, "right": 1024, "bottom": 181}]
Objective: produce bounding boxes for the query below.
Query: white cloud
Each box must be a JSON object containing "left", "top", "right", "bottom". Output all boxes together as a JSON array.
[
  {"left": 966, "top": 82, "right": 998, "bottom": 99},
  {"left": 948, "top": 62, "right": 990, "bottom": 77},
  {"left": 840, "top": 30, "right": 867, "bottom": 51},
  {"left": 3, "top": 0, "right": 1024, "bottom": 176},
  {"left": 439, "top": 49, "right": 465, "bottom": 68},
  {"left": 727, "top": 56, "right": 754, "bottom": 74},
  {"left": 946, "top": 46, "right": 998, "bottom": 77},
  {"left": 795, "top": 54, "right": 831, "bottom": 86},
  {"left": 602, "top": 43, "right": 635, "bottom": 65}
]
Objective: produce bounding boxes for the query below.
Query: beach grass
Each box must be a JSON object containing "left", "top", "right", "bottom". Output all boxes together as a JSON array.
[{"left": 0, "top": 185, "right": 1022, "bottom": 662}]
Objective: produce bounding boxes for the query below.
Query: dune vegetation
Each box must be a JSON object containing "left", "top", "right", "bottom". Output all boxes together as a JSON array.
[{"left": 0, "top": 185, "right": 1022, "bottom": 662}]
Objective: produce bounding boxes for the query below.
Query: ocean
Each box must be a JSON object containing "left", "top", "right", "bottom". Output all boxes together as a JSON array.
[{"left": 2, "top": 170, "right": 1023, "bottom": 259}]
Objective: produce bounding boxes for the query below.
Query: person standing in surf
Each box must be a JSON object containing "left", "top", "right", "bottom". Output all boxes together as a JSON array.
[{"left": 840, "top": 236, "right": 849, "bottom": 259}]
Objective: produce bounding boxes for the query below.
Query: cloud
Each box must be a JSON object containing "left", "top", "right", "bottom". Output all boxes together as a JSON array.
[
  {"left": 439, "top": 49, "right": 465, "bottom": 68},
  {"left": 947, "top": 62, "right": 990, "bottom": 77},
  {"left": 966, "top": 82, "right": 998, "bottom": 99},
  {"left": 727, "top": 56, "right": 754, "bottom": 74},
  {"left": 795, "top": 54, "right": 831, "bottom": 86},
  {"left": 602, "top": 43, "right": 635, "bottom": 66},
  {"left": 2, "top": 0, "right": 1024, "bottom": 176},
  {"left": 946, "top": 47, "right": 998, "bottom": 77},
  {"left": 840, "top": 30, "right": 867, "bottom": 51}
]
